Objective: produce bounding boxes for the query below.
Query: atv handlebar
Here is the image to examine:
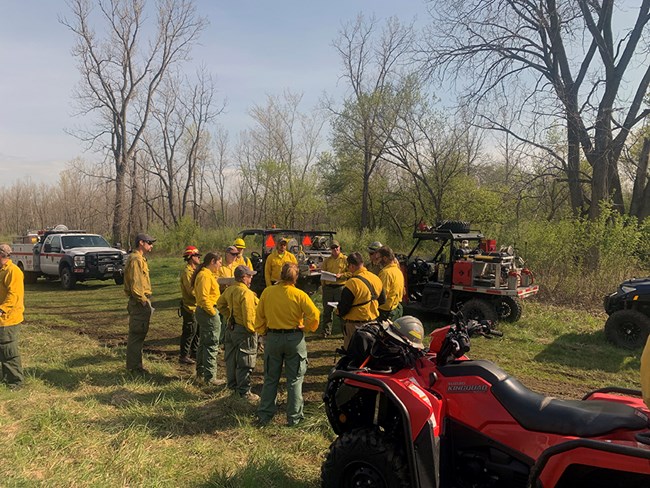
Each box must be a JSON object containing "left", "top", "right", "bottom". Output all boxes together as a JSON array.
[{"left": 436, "top": 314, "right": 502, "bottom": 366}]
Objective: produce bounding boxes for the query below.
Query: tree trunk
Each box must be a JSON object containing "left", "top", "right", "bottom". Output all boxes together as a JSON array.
[{"left": 631, "top": 137, "right": 650, "bottom": 219}]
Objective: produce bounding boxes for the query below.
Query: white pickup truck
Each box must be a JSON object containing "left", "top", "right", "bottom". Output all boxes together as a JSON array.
[{"left": 12, "top": 225, "right": 127, "bottom": 290}]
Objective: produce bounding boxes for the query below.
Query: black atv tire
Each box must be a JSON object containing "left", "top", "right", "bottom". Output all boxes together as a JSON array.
[
  {"left": 114, "top": 274, "right": 124, "bottom": 286},
  {"left": 60, "top": 266, "right": 76, "bottom": 290},
  {"left": 604, "top": 310, "right": 650, "bottom": 349},
  {"left": 497, "top": 296, "right": 523, "bottom": 322},
  {"left": 321, "top": 428, "right": 410, "bottom": 488},
  {"left": 436, "top": 220, "right": 470, "bottom": 233},
  {"left": 461, "top": 298, "right": 498, "bottom": 323}
]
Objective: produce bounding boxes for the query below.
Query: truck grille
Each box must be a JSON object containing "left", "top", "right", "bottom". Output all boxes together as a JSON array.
[{"left": 86, "top": 252, "right": 123, "bottom": 266}]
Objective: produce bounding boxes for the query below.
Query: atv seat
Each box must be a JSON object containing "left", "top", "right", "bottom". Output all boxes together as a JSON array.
[{"left": 439, "top": 360, "right": 649, "bottom": 437}]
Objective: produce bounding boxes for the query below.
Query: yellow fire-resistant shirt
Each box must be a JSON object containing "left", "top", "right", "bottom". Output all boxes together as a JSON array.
[
  {"left": 194, "top": 267, "right": 220, "bottom": 316},
  {"left": 124, "top": 250, "right": 152, "bottom": 303},
  {"left": 320, "top": 253, "right": 350, "bottom": 286},
  {"left": 218, "top": 261, "right": 237, "bottom": 279},
  {"left": 234, "top": 254, "right": 253, "bottom": 269},
  {"left": 0, "top": 259, "right": 24, "bottom": 326},
  {"left": 378, "top": 261, "right": 405, "bottom": 312},
  {"left": 642, "top": 335, "right": 650, "bottom": 409},
  {"left": 340, "top": 267, "right": 383, "bottom": 322},
  {"left": 180, "top": 263, "right": 196, "bottom": 312},
  {"left": 264, "top": 249, "right": 298, "bottom": 287},
  {"left": 255, "top": 282, "right": 320, "bottom": 335},
  {"left": 217, "top": 281, "right": 259, "bottom": 334}
]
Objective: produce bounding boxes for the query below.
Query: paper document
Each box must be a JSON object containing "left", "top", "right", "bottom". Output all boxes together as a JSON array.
[
  {"left": 217, "top": 277, "right": 235, "bottom": 286},
  {"left": 320, "top": 271, "right": 338, "bottom": 282}
]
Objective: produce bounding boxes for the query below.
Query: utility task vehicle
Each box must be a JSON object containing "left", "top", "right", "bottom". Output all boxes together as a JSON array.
[
  {"left": 403, "top": 220, "right": 538, "bottom": 322},
  {"left": 237, "top": 228, "right": 337, "bottom": 295},
  {"left": 11, "top": 225, "right": 126, "bottom": 290},
  {"left": 604, "top": 277, "right": 650, "bottom": 349},
  {"left": 322, "top": 315, "right": 650, "bottom": 487}
]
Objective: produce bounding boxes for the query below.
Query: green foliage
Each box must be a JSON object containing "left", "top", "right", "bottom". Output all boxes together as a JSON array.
[
  {"left": 148, "top": 218, "right": 240, "bottom": 256},
  {"left": 499, "top": 204, "right": 649, "bottom": 305}
]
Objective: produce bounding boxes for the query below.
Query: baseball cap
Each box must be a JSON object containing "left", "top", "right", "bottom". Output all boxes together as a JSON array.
[
  {"left": 136, "top": 233, "right": 156, "bottom": 244},
  {"left": 226, "top": 245, "right": 239, "bottom": 255},
  {"left": 0, "top": 243, "right": 12, "bottom": 258},
  {"left": 330, "top": 240, "right": 340, "bottom": 249},
  {"left": 234, "top": 265, "right": 257, "bottom": 279}
]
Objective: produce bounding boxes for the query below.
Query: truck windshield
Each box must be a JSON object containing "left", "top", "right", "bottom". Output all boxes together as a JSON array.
[{"left": 62, "top": 235, "right": 111, "bottom": 249}]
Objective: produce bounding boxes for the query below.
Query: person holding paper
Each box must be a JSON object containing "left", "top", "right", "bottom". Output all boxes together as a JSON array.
[{"left": 319, "top": 240, "right": 348, "bottom": 338}]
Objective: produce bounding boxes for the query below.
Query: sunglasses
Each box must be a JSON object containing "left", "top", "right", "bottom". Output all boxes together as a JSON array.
[
  {"left": 229, "top": 252, "right": 239, "bottom": 256},
  {"left": 145, "top": 241, "right": 155, "bottom": 245}
]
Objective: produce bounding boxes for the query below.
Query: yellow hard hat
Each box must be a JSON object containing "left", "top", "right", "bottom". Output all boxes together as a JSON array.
[{"left": 233, "top": 237, "right": 246, "bottom": 249}]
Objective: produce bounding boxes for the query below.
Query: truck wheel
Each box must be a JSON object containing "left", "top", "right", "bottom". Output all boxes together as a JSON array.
[
  {"left": 604, "top": 310, "right": 650, "bottom": 349},
  {"left": 114, "top": 275, "right": 124, "bottom": 285},
  {"left": 321, "top": 428, "right": 410, "bottom": 488},
  {"left": 497, "top": 296, "right": 523, "bottom": 322},
  {"left": 461, "top": 298, "right": 498, "bottom": 323},
  {"left": 60, "top": 267, "right": 76, "bottom": 290},
  {"left": 24, "top": 271, "right": 39, "bottom": 284}
]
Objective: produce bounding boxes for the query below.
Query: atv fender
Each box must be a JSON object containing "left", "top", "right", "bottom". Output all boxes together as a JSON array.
[
  {"left": 532, "top": 439, "right": 650, "bottom": 487},
  {"left": 327, "top": 370, "right": 442, "bottom": 488}
]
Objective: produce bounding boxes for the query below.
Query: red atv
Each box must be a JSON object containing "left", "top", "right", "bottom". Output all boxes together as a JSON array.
[{"left": 321, "top": 315, "right": 650, "bottom": 487}]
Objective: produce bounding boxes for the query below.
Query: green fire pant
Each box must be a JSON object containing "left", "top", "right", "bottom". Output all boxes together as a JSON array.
[
  {"left": 0, "top": 324, "right": 23, "bottom": 387},
  {"left": 126, "top": 297, "right": 152, "bottom": 370},
  {"left": 224, "top": 325, "right": 258, "bottom": 395},
  {"left": 196, "top": 307, "right": 221, "bottom": 382},
  {"left": 257, "top": 330, "right": 308, "bottom": 425}
]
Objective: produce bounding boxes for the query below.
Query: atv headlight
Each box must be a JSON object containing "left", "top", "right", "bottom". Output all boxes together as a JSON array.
[
  {"left": 74, "top": 255, "right": 85, "bottom": 267},
  {"left": 621, "top": 286, "right": 637, "bottom": 294}
]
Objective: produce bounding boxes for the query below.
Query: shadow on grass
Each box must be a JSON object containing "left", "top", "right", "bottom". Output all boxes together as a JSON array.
[
  {"left": 88, "top": 389, "right": 262, "bottom": 438},
  {"left": 534, "top": 329, "right": 641, "bottom": 373},
  {"left": 29, "top": 352, "right": 175, "bottom": 390},
  {"left": 200, "top": 457, "right": 315, "bottom": 488}
]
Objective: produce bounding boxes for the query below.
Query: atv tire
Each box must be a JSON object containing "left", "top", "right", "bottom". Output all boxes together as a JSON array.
[
  {"left": 497, "top": 296, "right": 523, "bottom": 322},
  {"left": 321, "top": 428, "right": 410, "bottom": 488},
  {"left": 604, "top": 309, "right": 650, "bottom": 349},
  {"left": 461, "top": 298, "right": 498, "bottom": 323},
  {"left": 436, "top": 220, "right": 470, "bottom": 233}
]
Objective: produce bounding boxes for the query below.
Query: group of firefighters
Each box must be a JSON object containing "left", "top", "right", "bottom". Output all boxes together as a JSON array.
[
  {"left": 123, "top": 232, "right": 406, "bottom": 426},
  {"left": 2, "top": 234, "right": 650, "bottom": 423}
]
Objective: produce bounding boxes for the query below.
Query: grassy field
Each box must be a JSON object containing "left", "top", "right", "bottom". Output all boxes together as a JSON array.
[{"left": 0, "top": 256, "right": 644, "bottom": 487}]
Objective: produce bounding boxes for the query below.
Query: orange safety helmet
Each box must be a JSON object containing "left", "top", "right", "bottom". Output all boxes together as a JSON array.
[{"left": 183, "top": 245, "right": 201, "bottom": 257}]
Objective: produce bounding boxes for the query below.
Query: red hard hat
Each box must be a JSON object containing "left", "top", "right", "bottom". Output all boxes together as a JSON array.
[{"left": 183, "top": 245, "right": 200, "bottom": 257}]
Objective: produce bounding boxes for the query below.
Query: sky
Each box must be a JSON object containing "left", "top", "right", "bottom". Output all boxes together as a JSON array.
[{"left": 0, "top": 0, "right": 431, "bottom": 185}]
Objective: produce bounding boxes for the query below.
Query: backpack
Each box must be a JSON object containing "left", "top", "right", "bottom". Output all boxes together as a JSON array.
[{"left": 343, "top": 321, "right": 424, "bottom": 372}]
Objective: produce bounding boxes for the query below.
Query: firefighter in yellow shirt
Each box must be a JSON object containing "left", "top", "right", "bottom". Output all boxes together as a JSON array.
[
  {"left": 0, "top": 243, "right": 25, "bottom": 389},
  {"left": 264, "top": 237, "right": 297, "bottom": 287},
  {"left": 217, "top": 265, "right": 259, "bottom": 402},
  {"left": 179, "top": 245, "right": 201, "bottom": 365},
  {"left": 319, "top": 240, "right": 349, "bottom": 337},
  {"left": 377, "top": 246, "right": 405, "bottom": 322},
  {"left": 233, "top": 238, "right": 253, "bottom": 269},
  {"left": 255, "top": 262, "right": 320, "bottom": 426},
  {"left": 124, "top": 233, "right": 155, "bottom": 373},
  {"left": 337, "top": 252, "right": 386, "bottom": 350},
  {"left": 192, "top": 251, "right": 223, "bottom": 386}
]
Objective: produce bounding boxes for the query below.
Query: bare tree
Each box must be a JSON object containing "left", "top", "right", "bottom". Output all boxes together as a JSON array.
[
  {"left": 422, "top": 0, "right": 650, "bottom": 219},
  {"left": 62, "top": 0, "right": 206, "bottom": 243},
  {"left": 328, "top": 15, "right": 415, "bottom": 228},
  {"left": 141, "top": 69, "right": 220, "bottom": 227}
]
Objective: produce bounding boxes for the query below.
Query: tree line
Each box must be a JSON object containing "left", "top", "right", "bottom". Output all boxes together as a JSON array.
[{"left": 2, "top": 0, "right": 650, "bottom": 249}]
